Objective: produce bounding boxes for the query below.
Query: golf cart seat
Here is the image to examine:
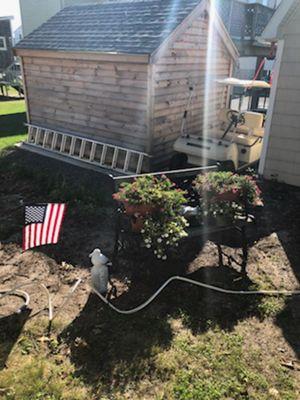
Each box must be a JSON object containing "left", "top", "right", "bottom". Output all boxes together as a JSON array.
[
  {"left": 216, "top": 109, "right": 264, "bottom": 141},
  {"left": 229, "top": 133, "right": 262, "bottom": 146},
  {"left": 235, "top": 112, "right": 264, "bottom": 138}
]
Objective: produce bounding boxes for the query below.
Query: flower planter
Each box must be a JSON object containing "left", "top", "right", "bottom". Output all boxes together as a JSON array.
[
  {"left": 130, "top": 215, "right": 145, "bottom": 233},
  {"left": 123, "top": 202, "right": 157, "bottom": 216},
  {"left": 213, "top": 191, "right": 240, "bottom": 202}
]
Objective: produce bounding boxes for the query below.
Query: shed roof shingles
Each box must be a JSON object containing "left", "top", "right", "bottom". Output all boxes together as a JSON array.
[{"left": 16, "top": 0, "right": 202, "bottom": 54}]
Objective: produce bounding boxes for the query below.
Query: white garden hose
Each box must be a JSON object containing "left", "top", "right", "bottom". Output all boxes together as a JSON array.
[
  {"left": 0, "top": 279, "right": 82, "bottom": 322},
  {"left": 0, "top": 289, "right": 30, "bottom": 316},
  {"left": 91, "top": 275, "right": 300, "bottom": 315},
  {"left": 1, "top": 277, "right": 300, "bottom": 320},
  {"left": 0, "top": 282, "right": 53, "bottom": 321}
]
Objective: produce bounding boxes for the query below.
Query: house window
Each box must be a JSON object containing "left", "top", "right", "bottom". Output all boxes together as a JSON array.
[
  {"left": 0, "top": 36, "right": 7, "bottom": 50},
  {"left": 0, "top": 36, "right": 7, "bottom": 51}
]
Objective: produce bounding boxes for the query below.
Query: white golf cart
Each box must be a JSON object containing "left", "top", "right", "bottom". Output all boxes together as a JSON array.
[{"left": 172, "top": 78, "right": 270, "bottom": 171}]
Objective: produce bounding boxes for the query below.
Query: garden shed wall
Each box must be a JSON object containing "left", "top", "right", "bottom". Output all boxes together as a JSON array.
[
  {"left": 20, "top": 52, "right": 150, "bottom": 153},
  {"left": 151, "top": 11, "right": 233, "bottom": 165}
]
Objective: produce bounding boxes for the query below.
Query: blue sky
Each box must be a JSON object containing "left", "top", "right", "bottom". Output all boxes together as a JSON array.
[{"left": 0, "top": 0, "right": 21, "bottom": 31}]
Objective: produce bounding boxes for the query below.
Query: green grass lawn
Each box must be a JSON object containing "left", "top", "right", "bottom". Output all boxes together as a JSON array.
[{"left": 0, "top": 98, "right": 27, "bottom": 151}]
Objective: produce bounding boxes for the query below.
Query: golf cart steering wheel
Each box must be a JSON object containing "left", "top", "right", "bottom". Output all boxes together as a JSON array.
[
  {"left": 221, "top": 110, "right": 246, "bottom": 140},
  {"left": 226, "top": 110, "right": 245, "bottom": 126}
]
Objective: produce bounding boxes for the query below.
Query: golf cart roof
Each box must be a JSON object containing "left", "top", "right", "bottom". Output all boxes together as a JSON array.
[{"left": 217, "top": 78, "right": 271, "bottom": 89}]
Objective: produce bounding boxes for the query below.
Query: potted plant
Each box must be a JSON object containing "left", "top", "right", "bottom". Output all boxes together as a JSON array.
[
  {"left": 194, "top": 171, "right": 261, "bottom": 204},
  {"left": 141, "top": 214, "right": 189, "bottom": 260},
  {"left": 113, "top": 175, "right": 189, "bottom": 257},
  {"left": 193, "top": 171, "right": 261, "bottom": 225},
  {"left": 113, "top": 175, "right": 162, "bottom": 216},
  {"left": 194, "top": 171, "right": 238, "bottom": 202},
  {"left": 142, "top": 178, "right": 189, "bottom": 258}
]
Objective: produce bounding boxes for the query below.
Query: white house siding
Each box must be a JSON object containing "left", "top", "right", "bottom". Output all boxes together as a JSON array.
[
  {"left": 263, "top": 4, "right": 300, "bottom": 186},
  {"left": 19, "top": 0, "right": 61, "bottom": 37},
  {"left": 19, "top": 0, "right": 108, "bottom": 37}
]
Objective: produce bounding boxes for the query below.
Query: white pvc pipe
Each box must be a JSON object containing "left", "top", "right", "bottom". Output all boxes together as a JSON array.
[
  {"left": 2, "top": 275, "right": 300, "bottom": 320},
  {"left": 51, "top": 279, "right": 82, "bottom": 322}
]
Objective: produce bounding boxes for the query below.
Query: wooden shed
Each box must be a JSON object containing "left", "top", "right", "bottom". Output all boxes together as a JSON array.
[{"left": 15, "top": 0, "right": 238, "bottom": 174}]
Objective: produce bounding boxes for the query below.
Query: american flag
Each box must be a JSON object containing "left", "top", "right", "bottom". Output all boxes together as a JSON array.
[{"left": 23, "top": 203, "right": 66, "bottom": 251}]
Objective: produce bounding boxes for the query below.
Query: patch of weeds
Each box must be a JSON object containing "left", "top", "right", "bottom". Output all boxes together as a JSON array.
[
  {"left": 154, "top": 327, "right": 297, "bottom": 400},
  {"left": 272, "top": 363, "right": 297, "bottom": 399},
  {"left": 0, "top": 355, "right": 89, "bottom": 400},
  {"left": 18, "top": 336, "right": 37, "bottom": 355},
  {"left": 258, "top": 296, "right": 285, "bottom": 319},
  {"left": 253, "top": 268, "right": 279, "bottom": 292},
  {"left": 0, "top": 318, "right": 90, "bottom": 400}
]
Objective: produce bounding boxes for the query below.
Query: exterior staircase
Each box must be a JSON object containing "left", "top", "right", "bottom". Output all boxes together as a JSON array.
[{"left": 0, "top": 62, "right": 24, "bottom": 96}]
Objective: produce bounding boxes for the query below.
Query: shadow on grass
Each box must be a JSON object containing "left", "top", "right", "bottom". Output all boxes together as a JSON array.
[
  {"left": 0, "top": 96, "right": 24, "bottom": 102},
  {"left": 276, "top": 230, "right": 300, "bottom": 358},
  {"left": 0, "top": 309, "right": 31, "bottom": 370},
  {"left": 61, "top": 235, "right": 262, "bottom": 392},
  {"left": 255, "top": 181, "right": 300, "bottom": 358},
  {"left": 62, "top": 185, "right": 300, "bottom": 392},
  {"left": 0, "top": 112, "right": 27, "bottom": 138}
]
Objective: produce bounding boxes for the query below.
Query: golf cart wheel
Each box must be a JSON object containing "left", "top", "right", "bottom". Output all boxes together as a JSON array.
[
  {"left": 218, "top": 160, "right": 236, "bottom": 172},
  {"left": 170, "top": 153, "right": 188, "bottom": 170}
]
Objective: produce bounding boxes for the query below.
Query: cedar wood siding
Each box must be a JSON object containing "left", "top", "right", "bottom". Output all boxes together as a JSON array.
[
  {"left": 22, "top": 55, "right": 149, "bottom": 153},
  {"left": 151, "top": 11, "right": 232, "bottom": 166},
  {"left": 264, "top": 3, "right": 300, "bottom": 186}
]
